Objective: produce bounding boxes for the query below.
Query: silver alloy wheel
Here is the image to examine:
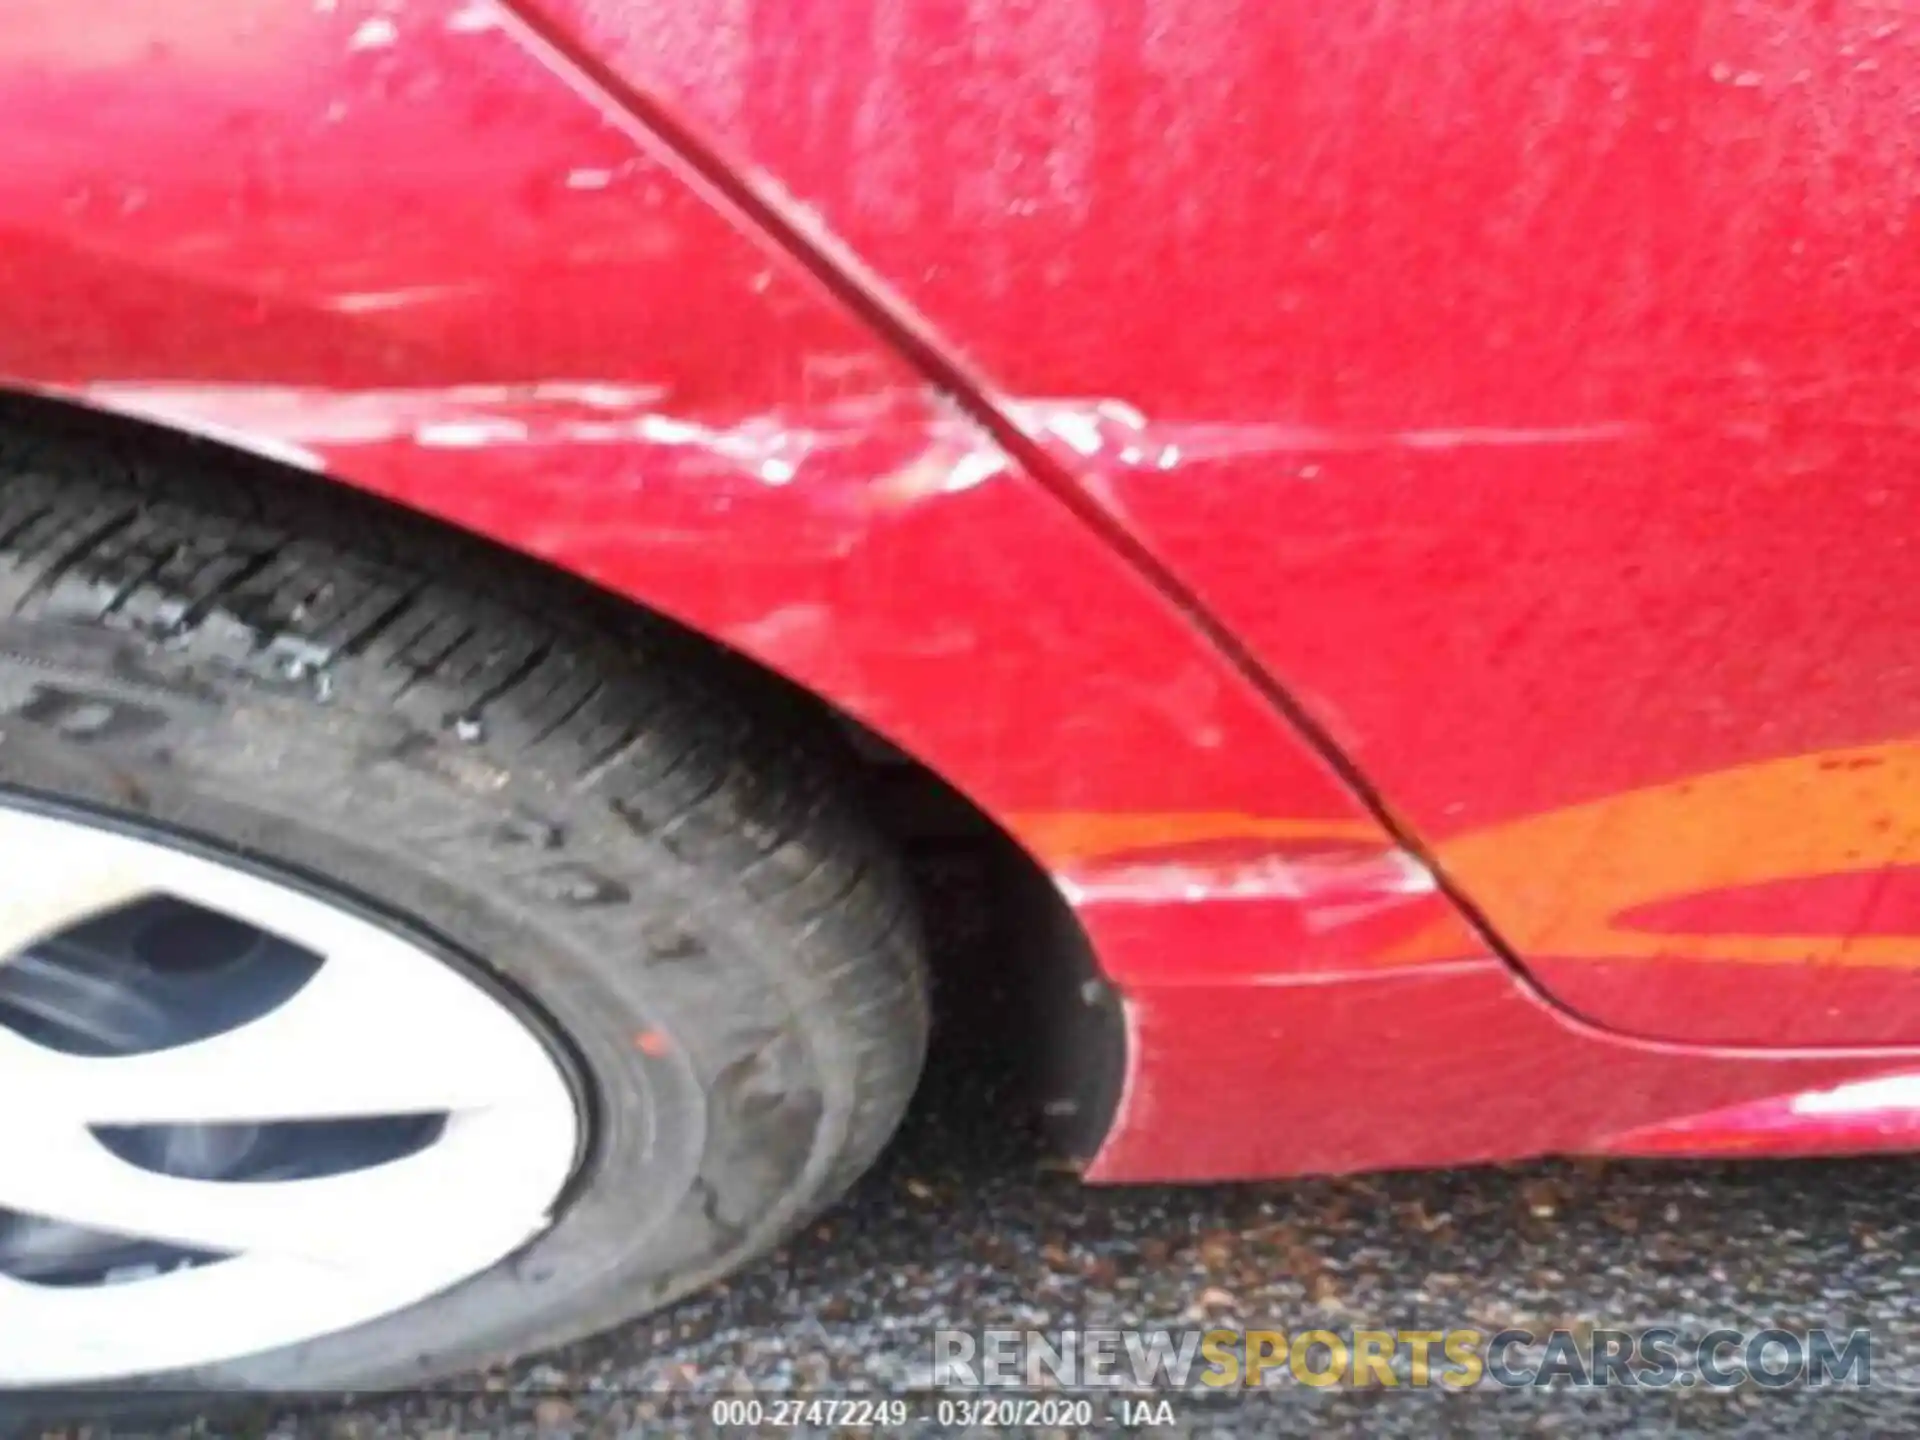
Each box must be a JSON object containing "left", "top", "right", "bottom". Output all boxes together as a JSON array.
[{"left": 0, "top": 801, "right": 582, "bottom": 1386}]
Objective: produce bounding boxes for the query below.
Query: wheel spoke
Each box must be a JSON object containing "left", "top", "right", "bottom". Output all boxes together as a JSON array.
[
  {"left": 0, "top": 799, "right": 583, "bottom": 1384},
  {"left": 0, "top": 926, "right": 564, "bottom": 1125},
  {"left": 0, "top": 1233, "right": 534, "bottom": 1385},
  {"left": 0, "top": 1103, "right": 572, "bottom": 1268},
  {"left": 0, "top": 1261, "right": 357, "bottom": 1384},
  {"left": 0, "top": 809, "right": 158, "bottom": 965}
]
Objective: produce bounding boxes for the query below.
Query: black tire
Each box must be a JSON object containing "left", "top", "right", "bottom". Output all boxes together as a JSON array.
[{"left": 0, "top": 419, "right": 928, "bottom": 1393}]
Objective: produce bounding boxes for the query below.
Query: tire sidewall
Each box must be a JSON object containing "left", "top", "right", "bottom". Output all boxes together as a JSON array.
[{"left": 0, "top": 617, "right": 850, "bottom": 1390}]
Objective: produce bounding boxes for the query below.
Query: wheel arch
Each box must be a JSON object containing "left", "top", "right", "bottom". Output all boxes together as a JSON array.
[{"left": 0, "top": 383, "right": 1129, "bottom": 1162}]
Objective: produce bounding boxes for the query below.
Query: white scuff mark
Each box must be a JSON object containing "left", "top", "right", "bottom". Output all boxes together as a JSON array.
[
  {"left": 1791, "top": 1073, "right": 1920, "bottom": 1116},
  {"left": 1092, "top": 398, "right": 1149, "bottom": 430},
  {"left": 565, "top": 168, "right": 614, "bottom": 191},
  {"left": 347, "top": 16, "right": 398, "bottom": 51},
  {"left": 214, "top": 429, "right": 327, "bottom": 474},
  {"left": 90, "top": 383, "right": 1632, "bottom": 499},
  {"left": 868, "top": 436, "right": 1010, "bottom": 507},
  {"left": 1393, "top": 423, "right": 1644, "bottom": 450},
  {"left": 89, "top": 383, "right": 411, "bottom": 448},
  {"left": 626, "top": 413, "right": 822, "bottom": 485},
  {"left": 1057, "top": 847, "right": 1437, "bottom": 908},
  {"left": 324, "top": 283, "right": 479, "bottom": 314},
  {"left": 166, "top": 416, "right": 327, "bottom": 474},
  {"left": 82, "top": 381, "right": 685, "bottom": 460},
  {"left": 445, "top": 0, "right": 500, "bottom": 33},
  {"left": 1011, "top": 398, "right": 1647, "bottom": 470},
  {"left": 1012, "top": 397, "right": 1172, "bottom": 469},
  {"left": 725, "top": 602, "right": 833, "bottom": 655},
  {"left": 457, "top": 408, "right": 838, "bottom": 485},
  {"left": 944, "top": 448, "right": 1006, "bottom": 493},
  {"left": 80, "top": 385, "right": 337, "bottom": 468},
  {"left": 74, "top": 381, "right": 932, "bottom": 493},
  {"left": 1032, "top": 410, "right": 1104, "bottom": 457},
  {"left": 632, "top": 415, "right": 703, "bottom": 446},
  {"left": 554, "top": 421, "right": 623, "bottom": 443},
  {"left": 1303, "top": 890, "right": 1434, "bottom": 933},
  {"left": 1012, "top": 397, "right": 1149, "bottom": 453},
  {"left": 1237, "top": 958, "right": 1498, "bottom": 988},
  {"left": 543, "top": 382, "right": 665, "bottom": 409},
  {"left": 417, "top": 418, "right": 530, "bottom": 448}
]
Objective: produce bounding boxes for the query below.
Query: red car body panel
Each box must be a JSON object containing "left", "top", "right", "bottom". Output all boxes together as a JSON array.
[
  {"left": 551, "top": 0, "right": 1920, "bottom": 1053},
  {"left": 7, "top": 0, "right": 1920, "bottom": 1180}
]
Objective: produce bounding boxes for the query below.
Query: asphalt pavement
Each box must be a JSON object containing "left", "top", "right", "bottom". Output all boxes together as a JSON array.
[{"left": 113, "top": 852, "right": 1920, "bottom": 1435}]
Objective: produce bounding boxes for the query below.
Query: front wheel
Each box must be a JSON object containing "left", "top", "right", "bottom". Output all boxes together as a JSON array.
[{"left": 0, "top": 431, "right": 928, "bottom": 1393}]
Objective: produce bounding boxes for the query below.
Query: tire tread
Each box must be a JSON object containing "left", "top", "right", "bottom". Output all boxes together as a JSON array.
[{"left": 0, "top": 432, "right": 931, "bottom": 1367}]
